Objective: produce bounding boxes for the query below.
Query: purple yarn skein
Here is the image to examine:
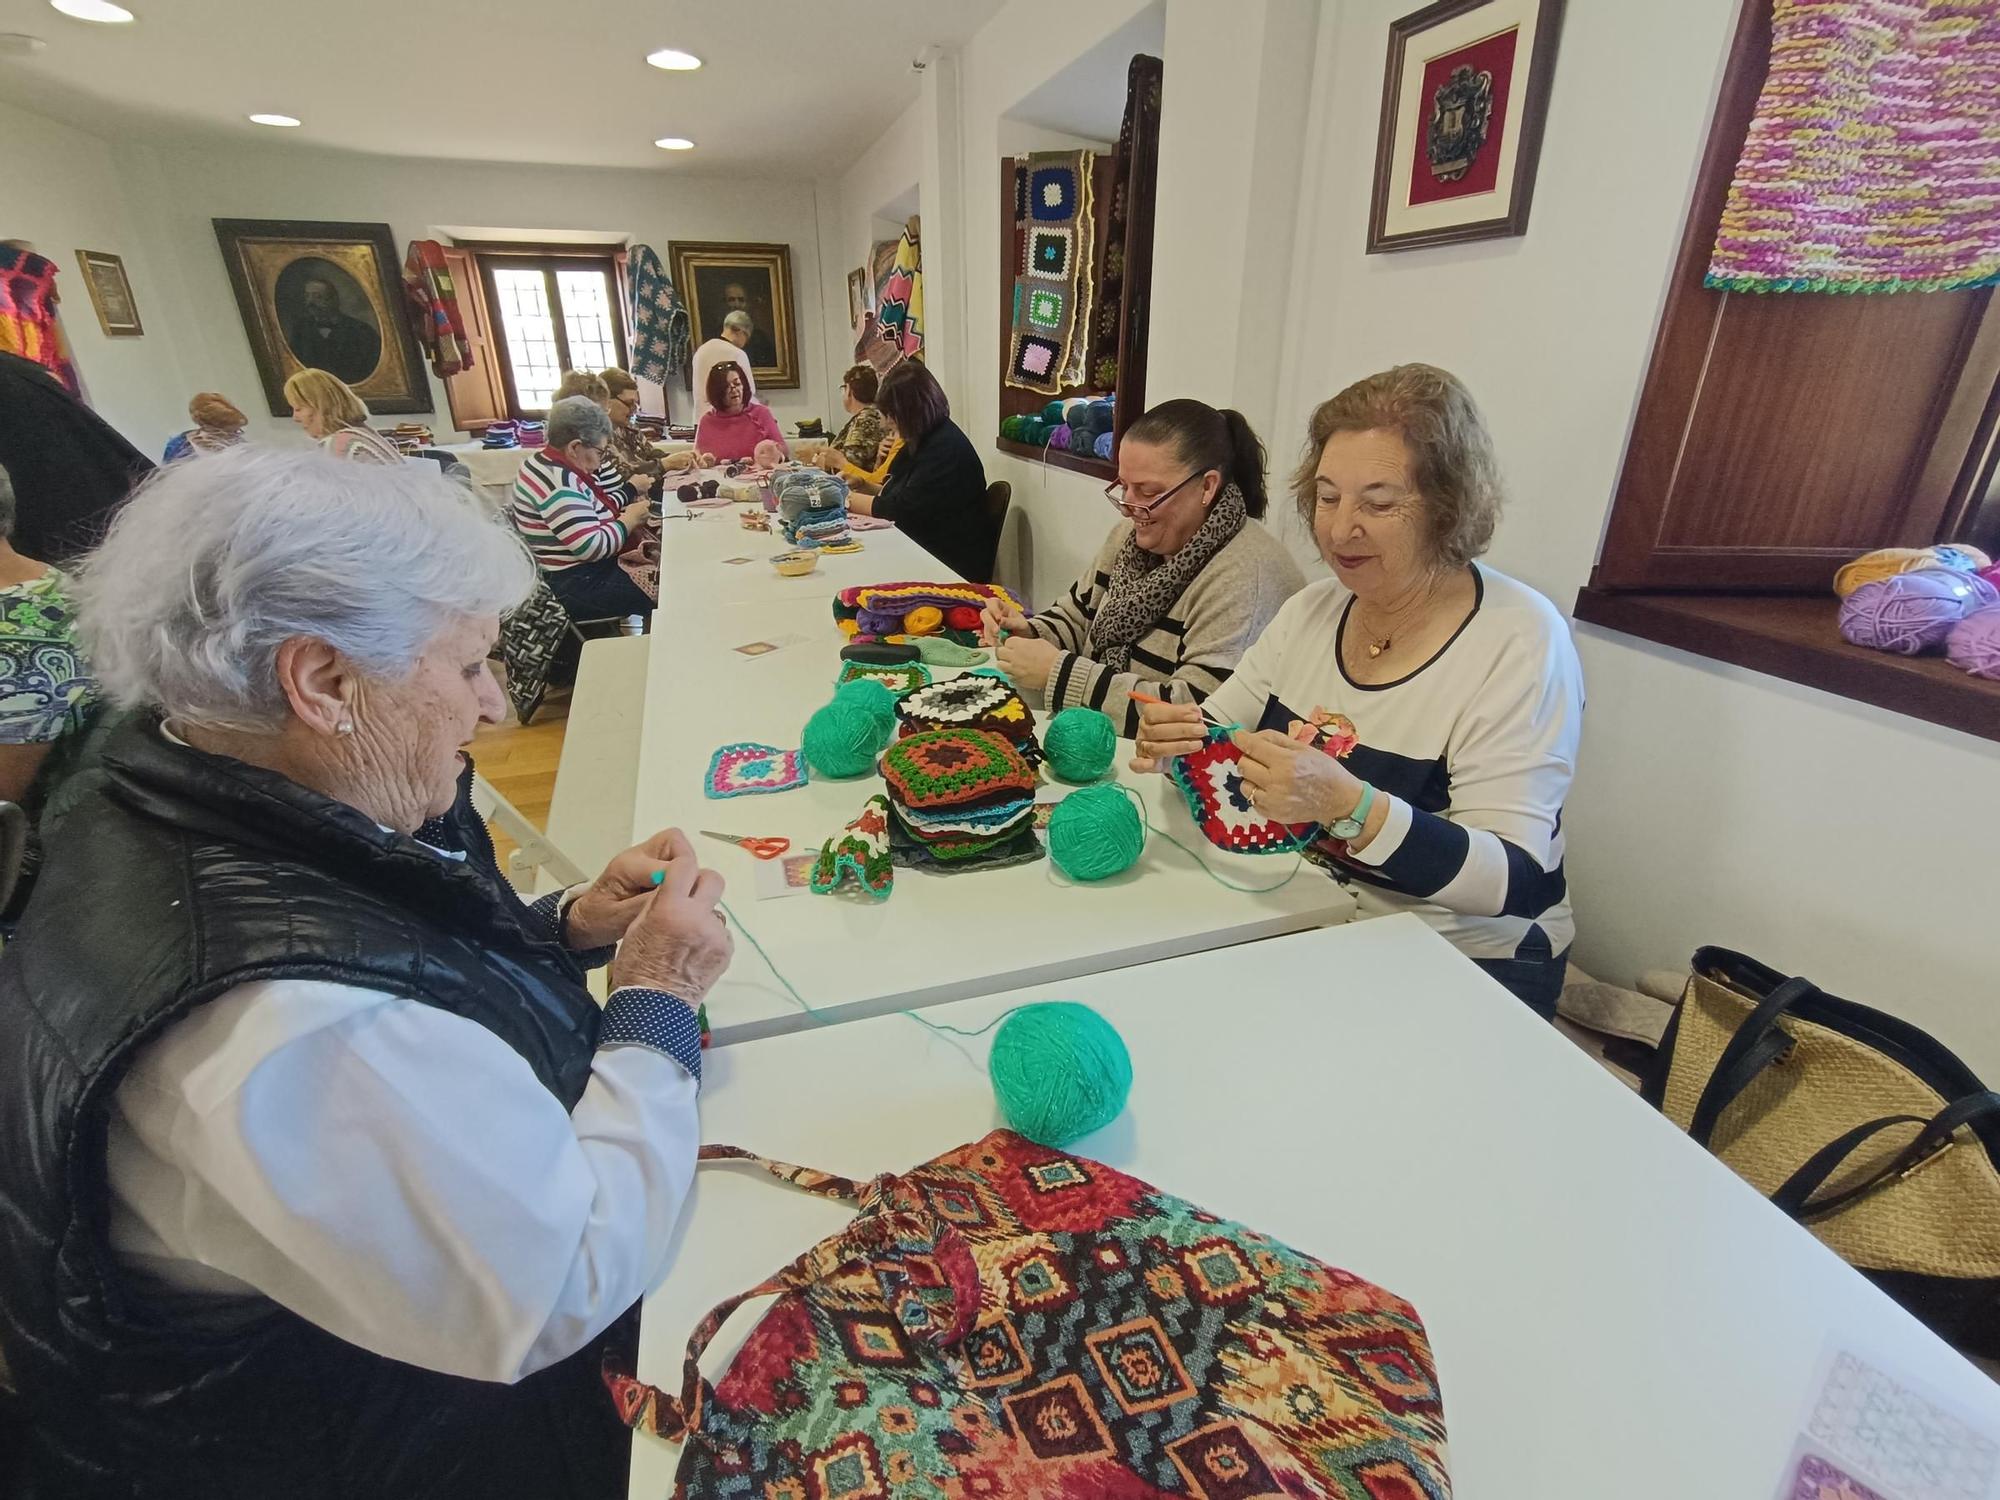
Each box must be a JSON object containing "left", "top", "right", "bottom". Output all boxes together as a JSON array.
[
  {"left": 1839, "top": 569, "right": 1994, "bottom": 655},
  {"left": 1946, "top": 606, "right": 2000, "bottom": 681}
]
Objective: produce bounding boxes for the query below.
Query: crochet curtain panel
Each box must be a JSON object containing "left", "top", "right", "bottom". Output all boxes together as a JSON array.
[{"left": 1705, "top": 0, "right": 2000, "bottom": 294}]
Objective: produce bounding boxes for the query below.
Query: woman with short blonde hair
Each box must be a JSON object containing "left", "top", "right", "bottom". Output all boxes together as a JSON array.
[{"left": 284, "top": 368, "right": 399, "bottom": 465}]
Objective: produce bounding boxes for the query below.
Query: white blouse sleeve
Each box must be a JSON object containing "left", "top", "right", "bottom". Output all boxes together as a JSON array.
[{"left": 105, "top": 978, "right": 701, "bottom": 1383}]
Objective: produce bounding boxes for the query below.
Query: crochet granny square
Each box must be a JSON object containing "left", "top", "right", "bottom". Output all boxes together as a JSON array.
[
  {"left": 1167, "top": 731, "right": 1315, "bottom": 854},
  {"left": 810, "top": 794, "right": 893, "bottom": 899},
  {"left": 880, "top": 728, "right": 1037, "bottom": 812},
  {"left": 835, "top": 661, "right": 931, "bottom": 695},
  {"left": 705, "top": 742, "right": 808, "bottom": 799}
]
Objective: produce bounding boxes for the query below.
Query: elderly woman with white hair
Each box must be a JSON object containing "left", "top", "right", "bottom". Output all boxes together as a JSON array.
[
  {"left": 511, "top": 394, "right": 655, "bottom": 620},
  {"left": 0, "top": 447, "right": 733, "bottom": 1497}
]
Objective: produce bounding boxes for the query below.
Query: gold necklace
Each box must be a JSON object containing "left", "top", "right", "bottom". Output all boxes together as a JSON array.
[{"left": 1355, "top": 576, "right": 1446, "bottom": 661}]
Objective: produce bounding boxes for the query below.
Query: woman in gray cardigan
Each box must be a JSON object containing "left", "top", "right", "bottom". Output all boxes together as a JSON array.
[{"left": 981, "top": 399, "right": 1305, "bottom": 737}]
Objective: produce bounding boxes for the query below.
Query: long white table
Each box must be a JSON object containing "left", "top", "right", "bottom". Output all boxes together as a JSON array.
[{"left": 629, "top": 915, "right": 2000, "bottom": 1498}]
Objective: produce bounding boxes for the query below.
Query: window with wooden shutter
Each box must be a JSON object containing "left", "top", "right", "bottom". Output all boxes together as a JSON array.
[{"left": 441, "top": 245, "right": 507, "bottom": 432}]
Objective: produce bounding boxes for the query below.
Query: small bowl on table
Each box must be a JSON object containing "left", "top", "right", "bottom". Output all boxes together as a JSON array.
[{"left": 771, "top": 549, "right": 820, "bottom": 578}]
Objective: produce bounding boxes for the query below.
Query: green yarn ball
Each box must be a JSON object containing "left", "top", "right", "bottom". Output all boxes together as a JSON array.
[
  {"left": 1044, "top": 707, "right": 1117, "bottom": 783},
  {"left": 990, "top": 1002, "right": 1133, "bottom": 1147},
  {"left": 802, "top": 697, "right": 891, "bottom": 778},
  {"left": 833, "top": 676, "right": 900, "bottom": 730},
  {"left": 1046, "top": 783, "right": 1143, "bottom": 881}
]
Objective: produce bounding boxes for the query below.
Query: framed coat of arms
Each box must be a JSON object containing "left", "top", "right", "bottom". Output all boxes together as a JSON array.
[{"left": 1366, "top": 0, "right": 1565, "bottom": 253}]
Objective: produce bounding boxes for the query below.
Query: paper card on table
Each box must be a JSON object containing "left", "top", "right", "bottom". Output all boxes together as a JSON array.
[
  {"left": 732, "top": 632, "right": 811, "bottom": 657},
  {"left": 1774, "top": 1440, "right": 1891, "bottom": 1500},
  {"left": 734, "top": 641, "right": 777, "bottom": 656},
  {"left": 752, "top": 852, "right": 817, "bottom": 900},
  {"left": 1801, "top": 1348, "right": 1998, "bottom": 1500}
]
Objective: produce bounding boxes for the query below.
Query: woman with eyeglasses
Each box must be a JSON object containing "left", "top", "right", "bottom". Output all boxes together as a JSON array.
[
  {"left": 598, "top": 367, "right": 696, "bottom": 495},
  {"left": 979, "top": 398, "right": 1304, "bottom": 734}
]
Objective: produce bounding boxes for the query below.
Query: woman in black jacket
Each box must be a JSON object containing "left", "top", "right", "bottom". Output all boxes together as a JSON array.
[{"left": 850, "top": 361, "right": 998, "bottom": 581}]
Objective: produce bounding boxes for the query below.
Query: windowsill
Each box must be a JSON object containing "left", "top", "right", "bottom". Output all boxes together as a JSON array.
[
  {"left": 1573, "top": 587, "right": 2000, "bottom": 744},
  {"left": 994, "top": 436, "right": 1115, "bottom": 481}
]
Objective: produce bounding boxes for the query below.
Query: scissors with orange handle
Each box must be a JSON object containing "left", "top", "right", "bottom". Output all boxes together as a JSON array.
[{"left": 699, "top": 830, "right": 792, "bottom": 860}]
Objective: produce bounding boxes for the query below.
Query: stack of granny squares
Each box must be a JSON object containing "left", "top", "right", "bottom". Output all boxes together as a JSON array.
[
  {"left": 894, "top": 672, "right": 1043, "bottom": 769},
  {"left": 880, "top": 727, "right": 1041, "bottom": 872},
  {"left": 515, "top": 420, "right": 546, "bottom": 448},
  {"left": 773, "top": 467, "right": 855, "bottom": 550},
  {"left": 480, "top": 420, "right": 519, "bottom": 450}
]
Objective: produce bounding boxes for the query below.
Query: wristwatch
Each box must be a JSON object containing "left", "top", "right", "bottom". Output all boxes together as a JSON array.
[{"left": 1326, "top": 781, "right": 1375, "bottom": 841}]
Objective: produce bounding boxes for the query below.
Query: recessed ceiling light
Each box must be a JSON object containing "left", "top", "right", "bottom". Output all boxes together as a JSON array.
[
  {"left": 654, "top": 137, "right": 695, "bottom": 151},
  {"left": 248, "top": 113, "right": 302, "bottom": 128},
  {"left": 645, "top": 47, "right": 701, "bottom": 71},
  {"left": 49, "top": 0, "right": 134, "bottom": 23}
]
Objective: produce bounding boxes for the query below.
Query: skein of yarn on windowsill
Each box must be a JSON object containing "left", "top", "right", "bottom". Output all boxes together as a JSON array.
[
  {"left": 1833, "top": 543, "right": 1991, "bottom": 597},
  {"left": 988, "top": 1001, "right": 1133, "bottom": 1147},
  {"left": 1946, "top": 606, "right": 2000, "bottom": 681},
  {"left": 1839, "top": 569, "right": 1998, "bottom": 656}
]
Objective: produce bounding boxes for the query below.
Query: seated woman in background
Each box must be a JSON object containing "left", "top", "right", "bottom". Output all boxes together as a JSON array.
[
  {"left": 285, "top": 368, "right": 401, "bottom": 464},
  {"left": 809, "top": 364, "right": 889, "bottom": 482},
  {"left": 0, "top": 446, "right": 731, "bottom": 1496},
  {"left": 552, "top": 370, "right": 643, "bottom": 503},
  {"left": 980, "top": 399, "right": 1303, "bottom": 735},
  {"left": 161, "top": 392, "right": 248, "bottom": 463},
  {"left": 0, "top": 462, "right": 97, "bottom": 917},
  {"left": 599, "top": 367, "right": 695, "bottom": 494},
  {"left": 510, "top": 396, "right": 654, "bottom": 620},
  {"left": 1133, "top": 365, "right": 1583, "bottom": 1017},
  {"left": 849, "top": 361, "right": 995, "bottom": 581},
  {"left": 693, "top": 363, "right": 786, "bottom": 465}
]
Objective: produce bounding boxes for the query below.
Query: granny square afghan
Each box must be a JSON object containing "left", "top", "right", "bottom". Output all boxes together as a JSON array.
[
  {"left": 607, "top": 1131, "right": 1451, "bottom": 1498},
  {"left": 880, "top": 729, "right": 1037, "bottom": 812},
  {"left": 704, "top": 742, "right": 808, "bottom": 799},
  {"left": 1167, "top": 729, "right": 1315, "bottom": 854},
  {"left": 810, "top": 794, "right": 893, "bottom": 900}
]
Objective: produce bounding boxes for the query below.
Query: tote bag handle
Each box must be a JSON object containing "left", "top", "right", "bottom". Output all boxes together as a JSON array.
[
  {"left": 1770, "top": 1090, "right": 2000, "bottom": 1221},
  {"left": 1688, "top": 976, "right": 1818, "bottom": 1146}
]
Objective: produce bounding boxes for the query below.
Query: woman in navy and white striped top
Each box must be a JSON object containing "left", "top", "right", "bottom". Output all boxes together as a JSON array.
[{"left": 1135, "top": 365, "right": 1583, "bottom": 1016}]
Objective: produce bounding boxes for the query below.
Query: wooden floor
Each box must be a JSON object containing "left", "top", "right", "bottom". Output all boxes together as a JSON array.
[{"left": 473, "top": 689, "right": 569, "bottom": 870}]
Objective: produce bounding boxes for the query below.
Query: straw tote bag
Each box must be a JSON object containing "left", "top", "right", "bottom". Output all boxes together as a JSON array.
[{"left": 1644, "top": 947, "right": 2000, "bottom": 1354}]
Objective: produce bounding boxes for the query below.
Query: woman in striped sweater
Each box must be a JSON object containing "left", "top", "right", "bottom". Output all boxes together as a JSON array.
[
  {"left": 980, "top": 399, "right": 1304, "bottom": 736},
  {"left": 509, "top": 396, "right": 654, "bottom": 620}
]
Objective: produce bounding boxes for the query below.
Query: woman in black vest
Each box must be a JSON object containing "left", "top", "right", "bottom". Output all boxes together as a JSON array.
[
  {"left": 848, "top": 360, "right": 999, "bottom": 581},
  {"left": 0, "top": 446, "right": 734, "bottom": 1498}
]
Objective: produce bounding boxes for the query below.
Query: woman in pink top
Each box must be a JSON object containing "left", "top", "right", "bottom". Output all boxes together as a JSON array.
[{"left": 693, "top": 364, "right": 786, "bottom": 465}]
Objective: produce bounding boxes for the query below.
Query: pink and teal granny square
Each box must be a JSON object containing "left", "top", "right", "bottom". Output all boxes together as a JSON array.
[{"left": 705, "top": 742, "right": 807, "bottom": 799}]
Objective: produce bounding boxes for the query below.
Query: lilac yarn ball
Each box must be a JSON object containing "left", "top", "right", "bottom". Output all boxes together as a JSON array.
[
  {"left": 1946, "top": 606, "right": 2000, "bottom": 681},
  {"left": 1839, "top": 569, "right": 1987, "bottom": 655},
  {"left": 1048, "top": 423, "right": 1073, "bottom": 451}
]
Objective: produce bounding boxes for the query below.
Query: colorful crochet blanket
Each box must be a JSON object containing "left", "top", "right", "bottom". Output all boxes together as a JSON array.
[
  {"left": 627, "top": 244, "right": 692, "bottom": 385},
  {"left": 1006, "top": 151, "right": 1096, "bottom": 393},
  {"left": 1167, "top": 729, "right": 1316, "bottom": 855},
  {"left": 1706, "top": 0, "right": 2000, "bottom": 293},
  {"left": 834, "top": 581, "right": 1026, "bottom": 638},
  {"left": 809, "top": 795, "right": 893, "bottom": 899},
  {"left": 880, "top": 728, "right": 1037, "bottom": 812},
  {"left": 609, "top": 1131, "right": 1450, "bottom": 1497}
]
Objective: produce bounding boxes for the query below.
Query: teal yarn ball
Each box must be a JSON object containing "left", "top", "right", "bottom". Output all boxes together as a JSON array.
[
  {"left": 802, "top": 698, "right": 890, "bottom": 778},
  {"left": 1046, "top": 783, "right": 1143, "bottom": 881},
  {"left": 1044, "top": 707, "right": 1117, "bottom": 783},
  {"left": 833, "top": 676, "right": 899, "bottom": 730},
  {"left": 989, "top": 1002, "right": 1133, "bottom": 1146}
]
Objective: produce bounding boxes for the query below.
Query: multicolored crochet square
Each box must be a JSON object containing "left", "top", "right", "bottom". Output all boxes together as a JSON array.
[
  {"left": 704, "top": 742, "right": 808, "bottom": 800},
  {"left": 895, "top": 673, "right": 1043, "bottom": 768},
  {"left": 809, "top": 794, "right": 893, "bottom": 900},
  {"left": 880, "top": 728, "right": 1037, "bottom": 812},
  {"left": 1167, "top": 729, "right": 1315, "bottom": 854},
  {"left": 835, "top": 660, "right": 931, "bottom": 695},
  {"left": 833, "top": 581, "right": 1027, "bottom": 640},
  {"left": 623, "top": 1130, "right": 1451, "bottom": 1498}
]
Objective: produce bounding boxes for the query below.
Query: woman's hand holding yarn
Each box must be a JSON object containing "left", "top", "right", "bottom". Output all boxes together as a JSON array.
[
  {"left": 1231, "top": 729, "right": 1355, "bottom": 827},
  {"left": 608, "top": 832, "right": 735, "bottom": 1004},
  {"left": 566, "top": 826, "right": 706, "bottom": 951},
  {"left": 978, "top": 598, "right": 1032, "bottom": 646},
  {"left": 996, "top": 634, "right": 1060, "bottom": 693},
  {"left": 1129, "top": 698, "right": 1205, "bottom": 773}
]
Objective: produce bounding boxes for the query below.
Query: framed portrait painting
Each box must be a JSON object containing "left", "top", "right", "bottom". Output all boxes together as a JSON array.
[
  {"left": 847, "top": 266, "right": 871, "bottom": 326},
  {"left": 212, "top": 218, "right": 431, "bottom": 415},
  {"left": 1367, "top": 0, "right": 1565, "bottom": 253},
  {"left": 669, "top": 240, "right": 800, "bottom": 389},
  {"left": 74, "top": 249, "right": 143, "bottom": 337}
]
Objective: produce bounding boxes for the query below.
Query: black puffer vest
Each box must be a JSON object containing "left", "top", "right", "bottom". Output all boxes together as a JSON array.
[{"left": 0, "top": 720, "right": 628, "bottom": 1498}]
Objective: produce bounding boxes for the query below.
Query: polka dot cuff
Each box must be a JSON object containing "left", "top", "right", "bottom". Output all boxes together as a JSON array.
[
  {"left": 599, "top": 988, "right": 704, "bottom": 1088},
  {"left": 524, "top": 887, "right": 615, "bottom": 970}
]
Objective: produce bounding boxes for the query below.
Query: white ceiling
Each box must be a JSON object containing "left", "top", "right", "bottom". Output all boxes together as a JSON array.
[{"left": 0, "top": 0, "right": 1005, "bottom": 173}]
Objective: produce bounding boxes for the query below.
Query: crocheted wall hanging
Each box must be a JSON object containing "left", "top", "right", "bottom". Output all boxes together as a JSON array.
[
  {"left": 809, "top": 794, "right": 893, "bottom": 899},
  {"left": 705, "top": 743, "right": 809, "bottom": 799},
  {"left": 1005, "top": 151, "right": 1097, "bottom": 393},
  {"left": 607, "top": 1131, "right": 1450, "bottom": 1497},
  {"left": 1706, "top": 0, "right": 2000, "bottom": 293},
  {"left": 881, "top": 728, "right": 1037, "bottom": 812},
  {"left": 835, "top": 660, "right": 931, "bottom": 695},
  {"left": 1167, "top": 729, "right": 1315, "bottom": 854}
]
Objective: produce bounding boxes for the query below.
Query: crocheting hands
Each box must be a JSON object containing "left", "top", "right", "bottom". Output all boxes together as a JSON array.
[
  {"left": 567, "top": 828, "right": 707, "bottom": 950},
  {"left": 1231, "top": 730, "right": 1355, "bottom": 827},
  {"left": 978, "top": 598, "right": 1032, "bottom": 646},
  {"left": 1130, "top": 698, "right": 1205, "bottom": 773},
  {"left": 605, "top": 830, "right": 734, "bottom": 1003},
  {"left": 618, "top": 499, "right": 654, "bottom": 531},
  {"left": 627, "top": 472, "right": 656, "bottom": 495},
  {"left": 995, "top": 634, "right": 1059, "bottom": 694}
]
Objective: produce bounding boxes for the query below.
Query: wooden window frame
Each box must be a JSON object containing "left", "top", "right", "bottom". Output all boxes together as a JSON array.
[{"left": 470, "top": 243, "right": 629, "bottom": 421}]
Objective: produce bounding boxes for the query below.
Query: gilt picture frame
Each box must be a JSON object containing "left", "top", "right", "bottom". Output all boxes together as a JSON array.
[{"left": 670, "top": 240, "right": 800, "bottom": 390}]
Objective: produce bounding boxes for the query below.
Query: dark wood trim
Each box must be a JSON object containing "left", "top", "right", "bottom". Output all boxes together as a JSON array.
[
  {"left": 995, "top": 436, "right": 1116, "bottom": 480},
  {"left": 445, "top": 240, "right": 627, "bottom": 259},
  {"left": 1366, "top": 0, "right": 1567, "bottom": 254},
  {"left": 1111, "top": 54, "right": 1162, "bottom": 444},
  {"left": 1573, "top": 586, "right": 2000, "bottom": 743},
  {"left": 472, "top": 250, "right": 627, "bottom": 420}
]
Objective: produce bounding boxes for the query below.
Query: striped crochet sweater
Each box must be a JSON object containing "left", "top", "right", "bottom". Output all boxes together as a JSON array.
[
  {"left": 510, "top": 448, "right": 627, "bottom": 572},
  {"left": 1028, "top": 518, "right": 1305, "bottom": 736}
]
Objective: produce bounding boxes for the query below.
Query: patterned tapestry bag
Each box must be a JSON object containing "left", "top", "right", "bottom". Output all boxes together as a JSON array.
[
  {"left": 1645, "top": 948, "right": 2000, "bottom": 1354},
  {"left": 606, "top": 1129, "right": 1452, "bottom": 1498}
]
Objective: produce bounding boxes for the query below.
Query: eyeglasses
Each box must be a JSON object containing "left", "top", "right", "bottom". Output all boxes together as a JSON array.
[{"left": 1103, "top": 469, "right": 1205, "bottom": 519}]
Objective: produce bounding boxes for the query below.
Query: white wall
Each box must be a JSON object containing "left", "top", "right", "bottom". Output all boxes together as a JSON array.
[
  {"left": 105, "top": 136, "right": 835, "bottom": 444},
  {"left": 0, "top": 99, "right": 198, "bottom": 458},
  {"left": 1273, "top": 0, "right": 2000, "bottom": 1071},
  {"left": 817, "top": 97, "right": 927, "bottom": 398}
]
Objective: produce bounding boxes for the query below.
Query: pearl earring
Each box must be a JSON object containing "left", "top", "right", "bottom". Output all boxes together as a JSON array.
[{"left": 337, "top": 720, "right": 354, "bottom": 736}]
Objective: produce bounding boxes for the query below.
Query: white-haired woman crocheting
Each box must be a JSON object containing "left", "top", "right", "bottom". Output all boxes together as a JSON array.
[{"left": 0, "top": 446, "right": 733, "bottom": 1498}]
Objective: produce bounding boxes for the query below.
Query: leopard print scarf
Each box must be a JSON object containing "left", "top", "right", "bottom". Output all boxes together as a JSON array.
[{"left": 1086, "top": 482, "right": 1246, "bottom": 673}]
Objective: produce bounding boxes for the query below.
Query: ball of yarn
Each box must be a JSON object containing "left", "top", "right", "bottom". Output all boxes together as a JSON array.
[
  {"left": 999, "top": 414, "right": 1029, "bottom": 442},
  {"left": 989, "top": 1002, "right": 1133, "bottom": 1147},
  {"left": 1040, "top": 399, "right": 1067, "bottom": 425},
  {"left": 833, "top": 676, "right": 899, "bottom": 730},
  {"left": 1946, "top": 605, "right": 2000, "bottom": 681},
  {"left": 1835, "top": 545, "right": 1990, "bottom": 597},
  {"left": 1934, "top": 543, "right": 1991, "bottom": 573},
  {"left": 676, "top": 482, "right": 699, "bottom": 504},
  {"left": 1049, "top": 424, "right": 1073, "bottom": 451},
  {"left": 1981, "top": 563, "right": 2000, "bottom": 593},
  {"left": 944, "top": 605, "right": 983, "bottom": 632},
  {"left": 1046, "top": 784, "right": 1143, "bottom": 881},
  {"left": 802, "top": 698, "right": 891, "bottom": 778},
  {"left": 1044, "top": 707, "right": 1117, "bottom": 783},
  {"left": 1839, "top": 570, "right": 1984, "bottom": 655},
  {"left": 1093, "top": 431, "right": 1114, "bottom": 461},
  {"left": 904, "top": 605, "right": 944, "bottom": 636}
]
